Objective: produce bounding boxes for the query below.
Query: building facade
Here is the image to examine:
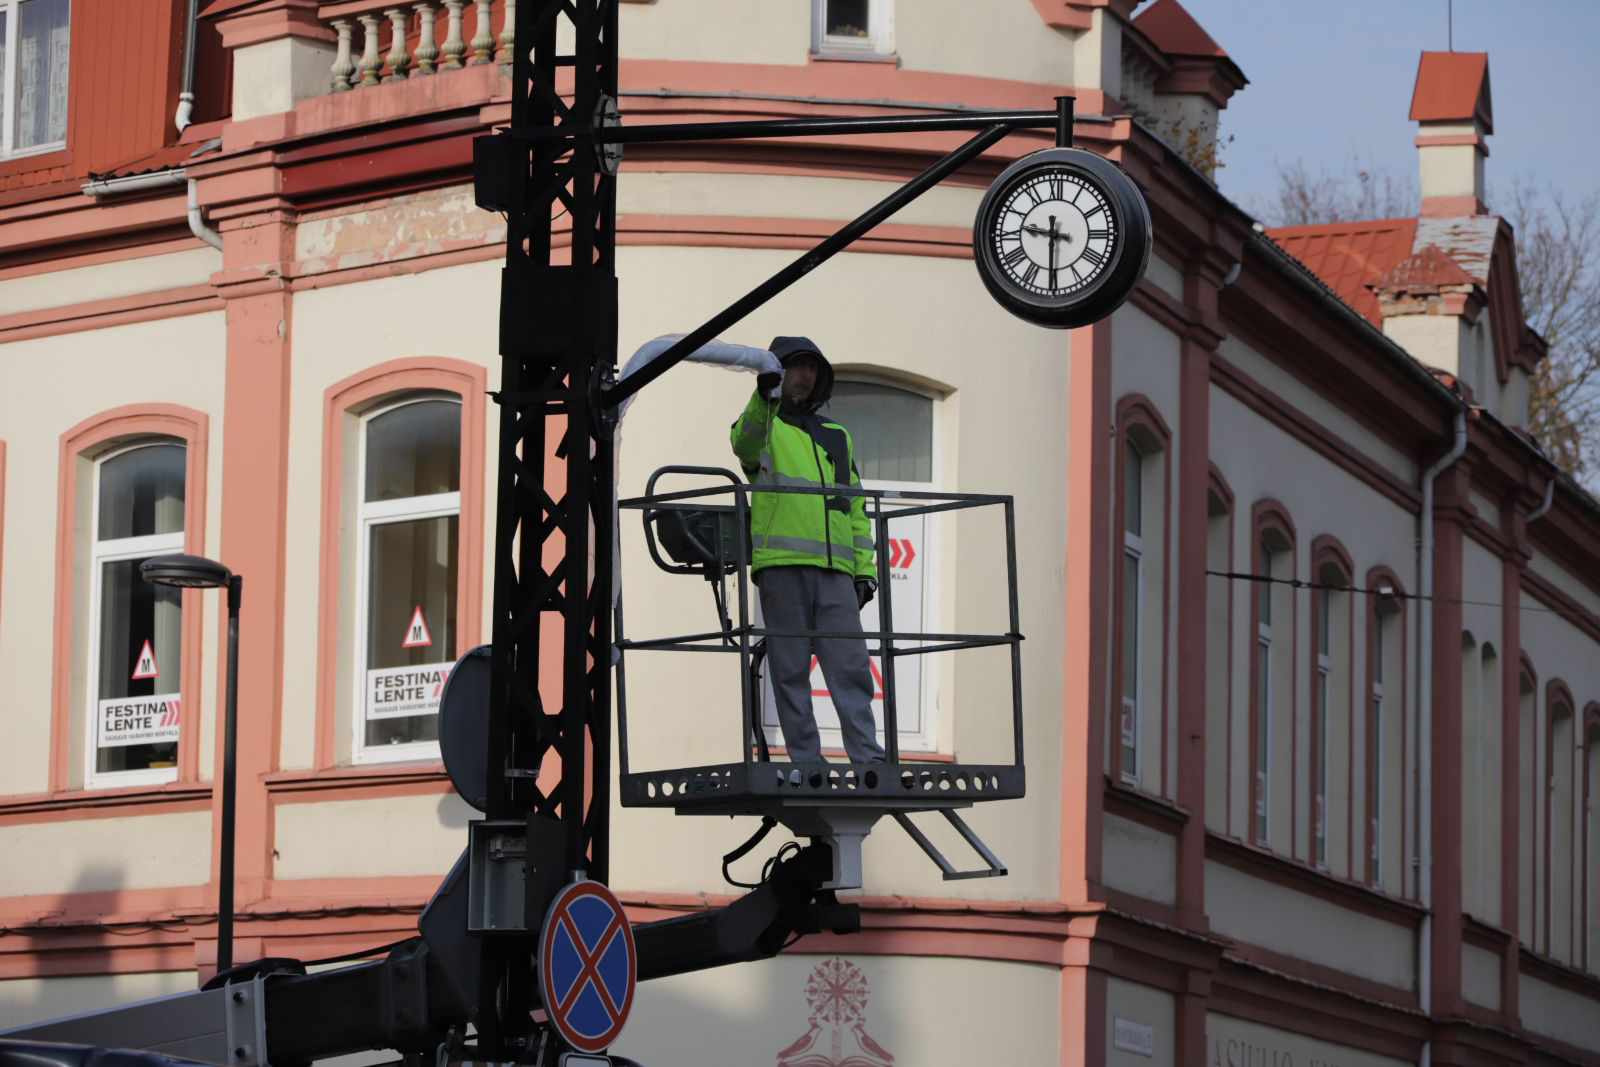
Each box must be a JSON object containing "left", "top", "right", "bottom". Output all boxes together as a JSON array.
[{"left": 0, "top": 1, "right": 1597, "bottom": 1063}]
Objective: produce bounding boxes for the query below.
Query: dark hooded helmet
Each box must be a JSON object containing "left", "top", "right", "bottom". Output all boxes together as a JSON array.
[{"left": 768, "top": 335, "right": 834, "bottom": 413}]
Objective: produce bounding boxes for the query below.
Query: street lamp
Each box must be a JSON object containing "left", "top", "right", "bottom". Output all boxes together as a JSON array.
[{"left": 141, "top": 554, "right": 242, "bottom": 975}]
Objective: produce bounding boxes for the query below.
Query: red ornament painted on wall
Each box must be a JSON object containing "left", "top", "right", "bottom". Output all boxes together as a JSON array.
[{"left": 775, "top": 957, "right": 894, "bottom": 1067}]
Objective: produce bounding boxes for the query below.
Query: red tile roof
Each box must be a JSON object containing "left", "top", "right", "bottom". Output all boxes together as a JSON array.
[
  {"left": 1371, "top": 244, "right": 1475, "bottom": 291},
  {"left": 1409, "top": 51, "right": 1492, "bottom": 131},
  {"left": 1132, "top": 0, "right": 1228, "bottom": 58},
  {"left": 1264, "top": 218, "right": 1418, "bottom": 326}
]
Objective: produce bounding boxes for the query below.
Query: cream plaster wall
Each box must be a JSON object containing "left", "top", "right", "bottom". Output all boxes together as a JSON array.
[
  {"left": 607, "top": 243, "right": 1066, "bottom": 901},
  {"left": 1519, "top": 972, "right": 1600, "bottom": 1053},
  {"left": 1206, "top": 1012, "right": 1412, "bottom": 1067},
  {"left": 0, "top": 312, "right": 227, "bottom": 797},
  {"left": 0, "top": 248, "right": 221, "bottom": 317},
  {"left": 232, "top": 37, "right": 336, "bottom": 121},
  {"left": 279, "top": 259, "right": 503, "bottom": 770},
  {"left": 1520, "top": 556, "right": 1600, "bottom": 707},
  {"left": 0, "top": 971, "right": 196, "bottom": 1031},
  {"left": 619, "top": 0, "right": 811, "bottom": 67},
  {"left": 1459, "top": 941, "right": 1500, "bottom": 1012},
  {"left": 1205, "top": 860, "right": 1416, "bottom": 988},
  {"left": 272, "top": 793, "right": 476, "bottom": 879},
  {"left": 0, "top": 811, "right": 212, "bottom": 895},
  {"left": 1417, "top": 123, "right": 1485, "bottom": 202},
  {"left": 1107, "top": 976, "right": 1175, "bottom": 1067},
  {"left": 1102, "top": 815, "right": 1176, "bottom": 906},
  {"left": 613, "top": 951, "right": 1059, "bottom": 1065},
  {"left": 1382, "top": 314, "right": 1470, "bottom": 387},
  {"left": 618, "top": 171, "right": 986, "bottom": 228},
  {"left": 1144, "top": 254, "right": 1184, "bottom": 304}
]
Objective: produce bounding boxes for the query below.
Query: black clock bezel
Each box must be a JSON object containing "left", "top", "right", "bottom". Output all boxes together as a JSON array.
[{"left": 972, "top": 147, "right": 1152, "bottom": 330}]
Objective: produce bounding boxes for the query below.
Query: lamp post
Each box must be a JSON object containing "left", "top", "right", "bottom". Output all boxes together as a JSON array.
[{"left": 141, "top": 554, "right": 242, "bottom": 975}]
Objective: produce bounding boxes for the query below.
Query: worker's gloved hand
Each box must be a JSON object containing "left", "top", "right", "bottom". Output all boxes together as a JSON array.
[
  {"left": 855, "top": 577, "right": 877, "bottom": 609},
  {"left": 756, "top": 371, "right": 782, "bottom": 397}
]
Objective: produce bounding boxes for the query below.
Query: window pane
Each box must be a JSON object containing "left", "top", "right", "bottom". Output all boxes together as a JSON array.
[
  {"left": 365, "top": 400, "right": 461, "bottom": 502},
  {"left": 1255, "top": 642, "right": 1270, "bottom": 842},
  {"left": 1317, "top": 589, "right": 1330, "bottom": 654},
  {"left": 98, "top": 444, "right": 185, "bottom": 540},
  {"left": 1372, "top": 614, "right": 1384, "bottom": 683},
  {"left": 1315, "top": 670, "right": 1329, "bottom": 864},
  {"left": 0, "top": 12, "right": 9, "bottom": 139},
  {"left": 1370, "top": 696, "right": 1383, "bottom": 882},
  {"left": 1257, "top": 545, "right": 1272, "bottom": 626},
  {"left": 1121, "top": 550, "right": 1139, "bottom": 698},
  {"left": 826, "top": 0, "right": 870, "bottom": 37},
  {"left": 95, "top": 556, "right": 181, "bottom": 774},
  {"left": 16, "top": 0, "right": 70, "bottom": 149},
  {"left": 364, "top": 514, "right": 457, "bottom": 747},
  {"left": 1123, "top": 439, "right": 1142, "bottom": 537},
  {"left": 826, "top": 382, "right": 932, "bottom": 483}
]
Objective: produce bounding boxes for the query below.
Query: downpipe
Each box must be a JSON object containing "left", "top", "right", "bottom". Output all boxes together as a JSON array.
[{"left": 1417, "top": 409, "right": 1467, "bottom": 1067}]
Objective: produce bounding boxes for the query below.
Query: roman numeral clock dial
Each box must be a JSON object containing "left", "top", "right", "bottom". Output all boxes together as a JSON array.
[{"left": 973, "top": 147, "right": 1152, "bottom": 329}]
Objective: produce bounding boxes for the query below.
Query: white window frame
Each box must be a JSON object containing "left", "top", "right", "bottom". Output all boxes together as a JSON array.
[
  {"left": 1254, "top": 544, "right": 1273, "bottom": 847},
  {"left": 350, "top": 397, "right": 461, "bottom": 766},
  {"left": 0, "top": 0, "right": 71, "bottom": 160},
  {"left": 1370, "top": 611, "right": 1385, "bottom": 888},
  {"left": 1314, "top": 588, "right": 1331, "bottom": 870},
  {"left": 759, "top": 376, "right": 941, "bottom": 756},
  {"left": 1119, "top": 441, "right": 1143, "bottom": 786},
  {"left": 83, "top": 442, "right": 185, "bottom": 790},
  {"left": 812, "top": 0, "right": 893, "bottom": 56}
]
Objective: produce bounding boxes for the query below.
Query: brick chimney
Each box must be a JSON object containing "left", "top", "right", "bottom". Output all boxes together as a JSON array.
[{"left": 1410, "top": 51, "right": 1492, "bottom": 217}]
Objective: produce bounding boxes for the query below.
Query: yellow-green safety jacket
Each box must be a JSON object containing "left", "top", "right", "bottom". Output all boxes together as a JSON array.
[{"left": 730, "top": 388, "right": 875, "bottom": 580}]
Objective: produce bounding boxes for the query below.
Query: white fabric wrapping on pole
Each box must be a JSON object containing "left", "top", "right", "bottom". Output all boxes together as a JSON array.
[{"left": 611, "top": 335, "right": 783, "bottom": 609}]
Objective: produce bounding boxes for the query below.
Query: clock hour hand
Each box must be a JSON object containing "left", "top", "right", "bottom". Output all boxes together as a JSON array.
[{"left": 1022, "top": 222, "right": 1074, "bottom": 244}]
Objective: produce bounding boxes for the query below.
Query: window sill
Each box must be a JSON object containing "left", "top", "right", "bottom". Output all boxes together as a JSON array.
[
  {"left": 808, "top": 49, "right": 900, "bottom": 66},
  {"left": 1517, "top": 946, "right": 1600, "bottom": 995},
  {"left": 1103, "top": 776, "right": 1188, "bottom": 832},
  {"left": 264, "top": 762, "right": 450, "bottom": 797},
  {"left": 1205, "top": 831, "right": 1426, "bottom": 927},
  {"left": 1462, "top": 914, "right": 1512, "bottom": 950},
  {"left": 0, "top": 781, "right": 213, "bottom": 819}
]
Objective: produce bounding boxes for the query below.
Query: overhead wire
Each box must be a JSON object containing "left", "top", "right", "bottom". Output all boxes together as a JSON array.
[{"left": 1207, "top": 568, "right": 1600, "bottom": 627}]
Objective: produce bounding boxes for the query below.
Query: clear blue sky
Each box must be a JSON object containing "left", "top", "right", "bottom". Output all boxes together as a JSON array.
[{"left": 1172, "top": 0, "right": 1600, "bottom": 217}]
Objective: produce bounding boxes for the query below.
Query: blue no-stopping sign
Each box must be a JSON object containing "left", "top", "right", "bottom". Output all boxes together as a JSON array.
[{"left": 538, "top": 880, "right": 637, "bottom": 1053}]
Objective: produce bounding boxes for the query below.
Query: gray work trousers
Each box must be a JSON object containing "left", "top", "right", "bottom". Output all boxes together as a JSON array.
[{"left": 759, "top": 565, "right": 886, "bottom": 765}]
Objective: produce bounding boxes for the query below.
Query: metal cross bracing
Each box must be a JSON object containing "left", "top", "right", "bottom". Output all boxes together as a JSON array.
[{"left": 482, "top": 0, "right": 620, "bottom": 1054}]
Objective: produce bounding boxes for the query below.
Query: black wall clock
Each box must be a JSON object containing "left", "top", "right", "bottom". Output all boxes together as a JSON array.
[{"left": 973, "top": 147, "right": 1152, "bottom": 329}]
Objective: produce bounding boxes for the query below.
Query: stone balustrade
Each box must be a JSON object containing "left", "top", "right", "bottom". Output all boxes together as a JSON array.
[{"left": 318, "top": 0, "right": 514, "bottom": 91}]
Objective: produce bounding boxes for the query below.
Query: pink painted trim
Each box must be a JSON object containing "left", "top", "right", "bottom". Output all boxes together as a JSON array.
[
  {"left": 47, "top": 405, "right": 211, "bottom": 795},
  {"left": 212, "top": 1, "right": 335, "bottom": 49},
  {"left": 1062, "top": 319, "right": 1112, "bottom": 904},
  {"left": 0, "top": 235, "right": 201, "bottom": 281},
  {"left": 313, "top": 358, "right": 487, "bottom": 768},
  {"left": 0, "top": 784, "right": 212, "bottom": 826},
  {"left": 0, "top": 287, "right": 222, "bottom": 345},
  {"left": 1208, "top": 465, "right": 1236, "bottom": 839}
]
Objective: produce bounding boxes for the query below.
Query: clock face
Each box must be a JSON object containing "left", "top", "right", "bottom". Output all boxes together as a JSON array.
[
  {"left": 991, "top": 170, "right": 1118, "bottom": 298},
  {"left": 972, "top": 147, "right": 1151, "bottom": 330}
]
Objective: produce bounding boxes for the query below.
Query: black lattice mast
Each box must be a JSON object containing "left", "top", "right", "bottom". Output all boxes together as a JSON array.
[{"left": 483, "top": 0, "right": 618, "bottom": 1052}]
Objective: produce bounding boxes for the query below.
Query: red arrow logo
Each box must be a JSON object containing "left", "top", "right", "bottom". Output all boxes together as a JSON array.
[{"left": 898, "top": 538, "right": 916, "bottom": 569}]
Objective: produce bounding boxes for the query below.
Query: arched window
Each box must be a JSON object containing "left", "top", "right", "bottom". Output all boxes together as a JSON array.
[
  {"left": 1309, "top": 540, "right": 1352, "bottom": 875},
  {"left": 795, "top": 377, "right": 938, "bottom": 753},
  {"left": 1519, "top": 664, "right": 1540, "bottom": 947},
  {"left": 1250, "top": 502, "right": 1295, "bottom": 851},
  {"left": 1548, "top": 688, "right": 1576, "bottom": 962},
  {"left": 1111, "top": 397, "right": 1169, "bottom": 796},
  {"left": 1203, "top": 469, "right": 1233, "bottom": 834},
  {"left": 86, "top": 441, "right": 186, "bottom": 786},
  {"left": 1365, "top": 581, "right": 1404, "bottom": 891},
  {"left": 352, "top": 396, "right": 461, "bottom": 763}
]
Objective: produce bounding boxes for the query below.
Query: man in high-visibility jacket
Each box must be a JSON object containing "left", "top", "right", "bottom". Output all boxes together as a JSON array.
[{"left": 731, "top": 336, "right": 886, "bottom": 766}]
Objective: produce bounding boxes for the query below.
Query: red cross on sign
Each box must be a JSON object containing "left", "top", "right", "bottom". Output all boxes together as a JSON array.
[{"left": 538, "top": 880, "right": 637, "bottom": 1054}]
